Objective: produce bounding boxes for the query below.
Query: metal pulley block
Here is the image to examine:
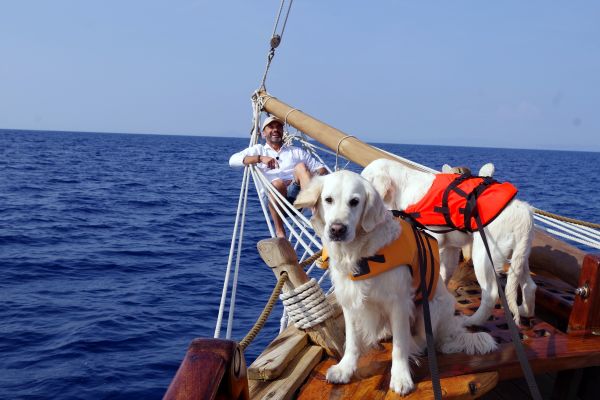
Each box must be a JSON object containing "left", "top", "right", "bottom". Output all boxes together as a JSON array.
[{"left": 270, "top": 34, "right": 281, "bottom": 49}]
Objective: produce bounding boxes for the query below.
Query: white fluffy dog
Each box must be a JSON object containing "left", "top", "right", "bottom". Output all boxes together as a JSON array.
[
  {"left": 361, "top": 159, "right": 536, "bottom": 326},
  {"left": 294, "top": 170, "right": 496, "bottom": 395}
]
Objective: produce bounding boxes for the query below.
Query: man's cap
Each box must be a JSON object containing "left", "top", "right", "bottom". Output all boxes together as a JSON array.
[{"left": 261, "top": 116, "right": 284, "bottom": 131}]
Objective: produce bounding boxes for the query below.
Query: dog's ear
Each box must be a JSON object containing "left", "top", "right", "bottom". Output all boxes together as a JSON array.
[
  {"left": 361, "top": 180, "right": 387, "bottom": 233},
  {"left": 366, "top": 172, "right": 395, "bottom": 206},
  {"left": 441, "top": 164, "right": 453, "bottom": 173},
  {"left": 309, "top": 211, "right": 325, "bottom": 237},
  {"left": 478, "top": 163, "right": 495, "bottom": 177},
  {"left": 294, "top": 178, "right": 325, "bottom": 236}
]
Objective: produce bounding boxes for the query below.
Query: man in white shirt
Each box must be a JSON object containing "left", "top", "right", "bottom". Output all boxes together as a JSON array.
[{"left": 229, "top": 116, "right": 327, "bottom": 238}]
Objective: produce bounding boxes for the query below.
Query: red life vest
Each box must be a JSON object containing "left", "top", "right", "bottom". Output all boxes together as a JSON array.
[{"left": 404, "top": 173, "right": 518, "bottom": 232}]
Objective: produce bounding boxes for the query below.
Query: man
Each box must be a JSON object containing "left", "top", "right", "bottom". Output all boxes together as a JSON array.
[{"left": 229, "top": 116, "right": 327, "bottom": 238}]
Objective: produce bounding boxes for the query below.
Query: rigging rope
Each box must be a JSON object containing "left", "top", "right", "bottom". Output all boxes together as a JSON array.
[
  {"left": 239, "top": 272, "right": 289, "bottom": 351},
  {"left": 214, "top": 166, "right": 250, "bottom": 338},
  {"left": 226, "top": 161, "right": 252, "bottom": 339},
  {"left": 533, "top": 208, "right": 600, "bottom": 229},
  {"left": 299, "top": 249, "right": 323, "bottom": 268},
  {"left": 334, "top": 135, "right": 356, "bottom": 171},
  {"left": 259, "top": 0, "right": 295, "bottom": 90}
]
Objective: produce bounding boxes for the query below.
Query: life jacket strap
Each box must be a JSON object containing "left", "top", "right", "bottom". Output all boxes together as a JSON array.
[
  {"left": 353, "top": 254, "right": 385, "bottom": 279},
  {"left": 438, "top": 173, "right": 500, "bottom": 232}
]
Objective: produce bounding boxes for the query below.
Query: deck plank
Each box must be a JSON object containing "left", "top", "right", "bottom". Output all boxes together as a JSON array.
[
  {"left": 248, "top": 325, "right": 308, "bottom": 380},
  {"left": 249, "top": 345, "right": 323, "bottom": 400}
]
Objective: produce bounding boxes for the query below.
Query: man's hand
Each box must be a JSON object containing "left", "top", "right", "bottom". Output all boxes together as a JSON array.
[{"left": 260, "top": 156, "right": 279, "bottom": 169}]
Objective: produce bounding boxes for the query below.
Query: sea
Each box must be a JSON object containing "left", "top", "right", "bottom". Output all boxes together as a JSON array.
[{"left": 1, "top": 129, "right": 599, "bottom": 399}]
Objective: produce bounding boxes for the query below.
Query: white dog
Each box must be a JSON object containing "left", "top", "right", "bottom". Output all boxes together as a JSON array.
[
  {"left": 294, "top": 170, "right": 496, "bottom": 395},
  {"left": 361, "top": 159, "right": 536, "bottom": 326}
]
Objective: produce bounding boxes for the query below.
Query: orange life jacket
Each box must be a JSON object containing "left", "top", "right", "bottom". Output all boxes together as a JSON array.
[
  {"left": 319, "top": 217, "right": 439, "bottom": 303},
  {"left": 404, "top": 173, "right": 518, "bottom": 232}
]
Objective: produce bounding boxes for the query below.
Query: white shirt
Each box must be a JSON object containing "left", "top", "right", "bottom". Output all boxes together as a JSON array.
[{"left": 229, "top": 143, "right": 325, "bottom": 182}]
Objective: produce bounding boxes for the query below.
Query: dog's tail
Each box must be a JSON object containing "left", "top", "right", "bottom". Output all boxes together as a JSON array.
[
  {"left": 439, "top": 316, "right": 497, "bottom": 355},
  {"left": 505, "top": 201, "right": 535, "bottom": 323}
]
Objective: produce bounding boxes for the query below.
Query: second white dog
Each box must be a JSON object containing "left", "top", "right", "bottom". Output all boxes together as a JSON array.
[
  {"left": 361, "top": 159, "right": 536, "bottom": 326},
  {"left": 294, "top": 170, "right": 496, "bottom": 395}
]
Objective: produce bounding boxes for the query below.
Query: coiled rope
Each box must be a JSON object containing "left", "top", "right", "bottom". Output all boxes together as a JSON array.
[
  {"left": 280, "top": 278, "right": 335, "bottom": 329},
  {"left": 239, "top": 271, "right": 289, "bottom": 351}
]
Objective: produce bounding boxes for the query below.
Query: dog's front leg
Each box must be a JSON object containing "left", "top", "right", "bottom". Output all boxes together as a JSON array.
[
  {"left": 326, "top": 306, "right": 360, "bottom": 384},
  {"left": 389, "top": 299, "right": 414, "bottom": 395}
]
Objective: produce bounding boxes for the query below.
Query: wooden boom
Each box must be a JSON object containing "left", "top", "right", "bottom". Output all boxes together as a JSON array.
[{"left": 257, "top": 91, "right": 410, "bottom": 169}]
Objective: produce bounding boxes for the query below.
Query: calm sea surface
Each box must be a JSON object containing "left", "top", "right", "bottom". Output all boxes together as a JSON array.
[{"left": 1, "top": 130, "right": 599, "bottom": 399}]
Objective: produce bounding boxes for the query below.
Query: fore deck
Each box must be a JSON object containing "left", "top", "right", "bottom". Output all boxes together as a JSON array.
[
  {"left": 165, "top": 235, "right": 600, "bottom": 400},
  {"left": 292, "top": 261, "right": 600, "bottom": 399},
  {"left": 245, "top": 245, "right": 600, "bottom": 400}
]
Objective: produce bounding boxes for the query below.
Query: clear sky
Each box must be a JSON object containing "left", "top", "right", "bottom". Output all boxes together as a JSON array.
[{"left": 1, "top": 1, "right": 599, "bottom": 151}]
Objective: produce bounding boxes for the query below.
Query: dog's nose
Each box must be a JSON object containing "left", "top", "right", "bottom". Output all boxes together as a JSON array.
[{"left": 329, "top": 223, "right": 347, "bottom": 241}]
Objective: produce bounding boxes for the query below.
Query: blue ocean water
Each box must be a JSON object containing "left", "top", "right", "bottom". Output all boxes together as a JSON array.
[{"left": 0, "top": 129, "right": 598, "bottom": 399}]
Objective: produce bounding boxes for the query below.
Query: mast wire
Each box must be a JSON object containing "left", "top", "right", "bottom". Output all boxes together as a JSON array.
[{"left": 259, "top": 0, "right": 295, "bottom": 91}]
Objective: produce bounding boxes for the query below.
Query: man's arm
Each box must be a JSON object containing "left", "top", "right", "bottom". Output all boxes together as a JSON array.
[
  {"left": 229, "top": 147, "right": 251, "bottom": 167},
  {"left": 229, "top": 145, "right": 278, "bottom": 169},
  {"left": 229, "top": 145, "right": 262, "bottom": 167}
]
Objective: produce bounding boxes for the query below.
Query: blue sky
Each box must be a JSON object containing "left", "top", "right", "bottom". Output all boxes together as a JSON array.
[{"left": 1, "top": 1, "right": 599, "bottom": 151}]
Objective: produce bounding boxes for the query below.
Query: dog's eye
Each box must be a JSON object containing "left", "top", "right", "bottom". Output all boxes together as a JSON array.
[
  {"left": 325, "top": 197, "right": 333, "bottom": 204},
  {"left": 349, "top": 198, "right": 359, "bottom": 207}
]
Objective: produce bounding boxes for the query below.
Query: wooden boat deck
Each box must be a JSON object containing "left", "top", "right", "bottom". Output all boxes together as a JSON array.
[
  {"left": 293, "top": 261, "right": 600, "bottom": 399},
  {"left": 164, "top": 238, "right": 600, "bottom": 400}
]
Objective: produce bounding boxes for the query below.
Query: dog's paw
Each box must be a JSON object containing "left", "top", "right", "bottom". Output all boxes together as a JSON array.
[
  {"left": 389, "top": 367, "right": 414, "bottom": 395},
  {"left": 326, "top": 364, "right": 354, "bottom": 384}
]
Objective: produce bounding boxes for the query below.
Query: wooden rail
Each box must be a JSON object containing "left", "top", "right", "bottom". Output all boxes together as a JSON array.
[{"left": 164, "top": 339, "right": 249, "bottom": 400}]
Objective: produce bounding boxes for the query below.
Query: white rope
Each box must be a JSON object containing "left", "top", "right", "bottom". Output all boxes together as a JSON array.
[
  {"left": 373, "top": 145, "right": 438, "bottom": 173},
  {"left": 252, "top": 167, "right": 322, "bottom": 249},
  {"left": 299, "top": 139, "right": 339, "bottom": 157},
  {"left": 280, "top": 278, "right": 334, "bottom": 329},
  {"left": 226, "top": 163, "right": 252, "bottom": 339},
  {"left": 573, "top": 220, "right": 600, "bottom": 238},
  {"left": 251, "top": 170, "right": 276, "bottom": 238},
  {"left": 287, "top": 135, "right": 334, "bottom": 173},
  {"left": 334, "top": 135, "right": 356, "bottom": 171},
  {"left": 253, "top": 166, "right": 312, "bottom": 226},
  {"left": 250, "top": 167, "right": 309, "bottom": 243},
  {"left": 214, "top": 166, "right": 249, "bottom": 338},
  {"left": 284, "top": 108, "right": 299, "bottom": 126},
  {"left": 538, "top": 225, "right": 600, "bottom": 250},
  {"left": 318, "top": 269, "right": 330, "bottom": 285},
  {"left": 250, "top": 96, "right": 276, "bottom": 238},
  {"left": 253, "top": 169, "right": 317, "bottom": 251},
  {"left": 535, "top": 214, "right": 600, "bottom": 242},
  {"left": 534, "top": 215, "right": 600, "bottom": 250},
  {"left": 215, "top": 94, "right": 263, "bottom": 338}
]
